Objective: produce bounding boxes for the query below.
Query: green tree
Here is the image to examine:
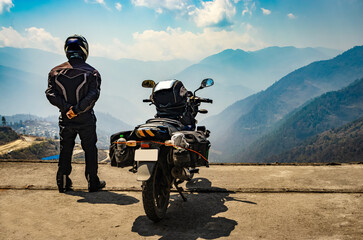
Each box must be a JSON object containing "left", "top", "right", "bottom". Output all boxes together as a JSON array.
[{"left": 2, "top": 116, "right": 6, "bottom": 126}]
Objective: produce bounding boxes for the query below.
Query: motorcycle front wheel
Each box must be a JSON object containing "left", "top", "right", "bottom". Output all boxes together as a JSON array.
[{"left": 142, "top": 161, "right": 171, "bottom": 222}]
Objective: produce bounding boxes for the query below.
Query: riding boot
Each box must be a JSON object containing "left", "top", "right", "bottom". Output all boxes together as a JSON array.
[
  {"left": 56, "top": 172, "right": 73, "bottom": 193},
  {"left": 87, "top": 174, "right": 106, "bottom": 192}
]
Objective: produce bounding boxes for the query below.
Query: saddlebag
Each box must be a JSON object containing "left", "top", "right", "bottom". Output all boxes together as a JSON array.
[
  {"left": 172, "top": 131, "right": 210, "bottom": 167},
  {"left": 109, "top": 131, "right": 135, "bottom": 168}
]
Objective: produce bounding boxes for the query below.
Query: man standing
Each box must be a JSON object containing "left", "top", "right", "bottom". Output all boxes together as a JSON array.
[{"left": 46, "top": 34, "right": 105, "bottom": 193}]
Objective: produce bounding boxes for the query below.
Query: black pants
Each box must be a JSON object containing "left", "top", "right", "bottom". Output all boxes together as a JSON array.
[{"left": 58, "top": 124, "right": 99, "bottom": 181}]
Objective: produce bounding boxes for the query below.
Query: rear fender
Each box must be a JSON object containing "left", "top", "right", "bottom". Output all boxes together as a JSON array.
[
  {"left": 135, "top": 149, "right": 158, "bottom": 181},
  {"left": 137, "top": 162, "right": 156, "bottom": 181}
]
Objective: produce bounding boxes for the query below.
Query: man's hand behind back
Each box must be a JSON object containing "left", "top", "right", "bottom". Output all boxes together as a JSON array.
[{"left": 66, "top": 107, "right": 78, "bottom": 119}]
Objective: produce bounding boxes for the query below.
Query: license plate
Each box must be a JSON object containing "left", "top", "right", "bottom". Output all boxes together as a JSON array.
[{"left": 135, "top": 149, "right": 158, "bottom": 162}]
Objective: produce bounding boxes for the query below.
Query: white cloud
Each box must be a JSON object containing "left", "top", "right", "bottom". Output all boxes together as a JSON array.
[
  {"left": 241, "top": 0, "right": 256, "bottom": 16},
  {"left": 96, "top": 0, "right": 105, "bottom": 5},
  {"left": 190, "top": 0, "right": 236, "bottom": 28},
  {"left": 0, "top": 25, "right": 265, "bottom": 61},
  {"left": 91, "top": 26, "right": 265, "bottom": 61},
  {"left": 115, "top": 2, "right": 122, "bottom": 11},
  {"left": 131, "top": 0, "right": 188, "bottom": 11},
  {"left": 287, "top": 13, "right": 296, "bottom": 19},
  {"left": 85, "top": 0, "right": 110, "bottom": 10},
  {"left": 132, "top": 0, "right": 238, "bottom": 28},
  {"left": 0, "top": 26, "right": 63, "bottom": 54},
  {"left": 261, "top": 8, "right": 271, "bottom": 15},
  {"left": 0, "top": 0, "right": 14, "bottom": 14}
]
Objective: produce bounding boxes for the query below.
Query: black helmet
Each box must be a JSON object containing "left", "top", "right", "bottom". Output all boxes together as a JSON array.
[{"left": 64, "top": 34, "right": 89, "bottom": 61}]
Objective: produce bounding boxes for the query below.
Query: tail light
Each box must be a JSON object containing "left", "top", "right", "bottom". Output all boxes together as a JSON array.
[{"left": 141, "top": 143, "right": 150, "bottom": 148}]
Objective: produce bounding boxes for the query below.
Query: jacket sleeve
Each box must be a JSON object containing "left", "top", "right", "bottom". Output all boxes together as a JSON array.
[
  {"left": 45, "top": 72, "right": 71, "bottom": 113},
  {"left": 73, "top": 70, "right": 101, "bottom": 115}
]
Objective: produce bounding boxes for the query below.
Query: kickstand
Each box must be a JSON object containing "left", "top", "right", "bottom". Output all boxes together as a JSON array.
[{"left": 174, "top": 180, "right": 187, "bottom": 202}]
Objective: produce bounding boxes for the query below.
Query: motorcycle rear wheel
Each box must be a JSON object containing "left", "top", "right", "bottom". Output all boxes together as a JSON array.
[{"left": 142, "top": 161, "right": 170, "bottom": 222}]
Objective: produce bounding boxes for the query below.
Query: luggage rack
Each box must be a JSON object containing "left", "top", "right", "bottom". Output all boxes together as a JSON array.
[{"left": 146, "top": 118, "right": 184, "bottom": 128}]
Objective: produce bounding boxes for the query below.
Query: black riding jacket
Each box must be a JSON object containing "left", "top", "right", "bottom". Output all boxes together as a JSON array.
[{"left": 45, "top": 58, "right": 101, "bottom": 126}]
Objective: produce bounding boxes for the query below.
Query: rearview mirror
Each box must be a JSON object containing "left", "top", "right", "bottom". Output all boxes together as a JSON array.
[
  {"left": 142, "top": 80, "right": 156, "bottom": 88},
  {"left": 201, "top": 78, "right": 214, "bottom": 88}
]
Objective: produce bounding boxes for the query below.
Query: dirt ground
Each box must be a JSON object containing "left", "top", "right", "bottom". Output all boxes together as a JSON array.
[{"left": 0, "top": 161, "right": 362, "bottom": 240}]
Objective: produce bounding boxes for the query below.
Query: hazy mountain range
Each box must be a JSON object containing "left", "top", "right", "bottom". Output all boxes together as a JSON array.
[
  {"left": 0, "top": 46, "right": 339, "bottom": 125},
  {"left": 2, "top": 45, "right": 362, "bottom": 163},
  {"left": 205, "top": 46, "right": 363, "bottom": 162},
  {"left": 174, "top": 46, "right": 340, "bottom": 114}
]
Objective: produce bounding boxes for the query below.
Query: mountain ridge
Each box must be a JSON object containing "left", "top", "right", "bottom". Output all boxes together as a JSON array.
[
  {"left": 205, "top": 45, "right": 363, "bottom": 162},
  {"left": 237, "top": 77, "right": 363, "bottom": 163},
  {"left": 0, "top": 45, "right": 338, "bottom": 124}
]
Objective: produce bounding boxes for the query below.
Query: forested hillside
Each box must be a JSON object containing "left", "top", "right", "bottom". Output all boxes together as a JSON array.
[
  {"left": 237, "top": 78, "right": 363, "bottom": 162},
  {"left": 0, "top": 126, "right": 19, "bottom": 145},
  {"left": 268, "top": 117, "right": 363, "bottom": 163}
]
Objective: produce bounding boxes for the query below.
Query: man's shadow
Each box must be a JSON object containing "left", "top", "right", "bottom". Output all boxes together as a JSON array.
[
  {"left": 132, "top": 178, "right": 257, "bottom": 240},
  {"left": 66, "top": 190, "right": 139, "bottom": 205}
]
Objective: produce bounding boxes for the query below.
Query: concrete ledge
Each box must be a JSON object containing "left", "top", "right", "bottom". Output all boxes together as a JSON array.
[
  {"left": 1, "top": 185, "right": 363, "bottom": 193},
  {"left": 1, "top": 158, "right": 363, "bottom": 166}
]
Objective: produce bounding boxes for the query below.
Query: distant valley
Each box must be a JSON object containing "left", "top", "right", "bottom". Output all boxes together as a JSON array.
[
  {"left": 0, "top": 112, "right": 131, "bottom": 149},
  {"left": 1, "top": 45, "right": 362, "bottom": 163}
]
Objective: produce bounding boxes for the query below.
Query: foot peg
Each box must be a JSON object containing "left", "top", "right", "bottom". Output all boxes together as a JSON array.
[{"left": 189, "top": 168, "right": 199, "bottom": 174}]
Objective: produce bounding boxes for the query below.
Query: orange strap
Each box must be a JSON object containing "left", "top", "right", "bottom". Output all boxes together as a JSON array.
[{"left": 114, "top": 140, "right": 209, "bottom": 163}]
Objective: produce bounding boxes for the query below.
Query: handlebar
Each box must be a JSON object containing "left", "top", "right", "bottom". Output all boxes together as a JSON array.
[
  {"left": 143, "top": 99, "right": 152, "bottom": 103},
  {"left": 197, "top": 97, "right": 213, "bottom": 104}
]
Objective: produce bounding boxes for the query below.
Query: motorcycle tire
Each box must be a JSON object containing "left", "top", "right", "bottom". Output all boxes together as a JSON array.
[{"left": 142, "top": 161, "right": 171, "bottom": 222}]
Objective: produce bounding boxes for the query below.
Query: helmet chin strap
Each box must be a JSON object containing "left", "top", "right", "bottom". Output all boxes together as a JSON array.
[{"left": 69, "top": 52, "right": 85, "bottom": 60}]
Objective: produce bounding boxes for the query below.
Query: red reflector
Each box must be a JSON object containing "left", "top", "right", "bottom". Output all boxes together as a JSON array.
[{"left": 141, "top": 143, "right": 150, "bottom": 148}]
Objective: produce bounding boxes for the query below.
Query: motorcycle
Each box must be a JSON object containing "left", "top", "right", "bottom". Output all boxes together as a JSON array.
[{"left": 109, "top": 78, "right": 214, "bottom": 222}]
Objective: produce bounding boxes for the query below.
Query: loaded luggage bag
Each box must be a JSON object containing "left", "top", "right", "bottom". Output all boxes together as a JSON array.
[
  {"left": 172, "top": 130, "right": 210, "bottom": 167},
  {"left": 109, "top": 131, "right": 135, "bottom": 168},
  {"left": 152, "top": 80, "right": 187, "bottom": 119}
]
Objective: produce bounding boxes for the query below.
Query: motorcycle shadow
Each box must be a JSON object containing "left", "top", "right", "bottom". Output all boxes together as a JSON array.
[
  {"left": 132, "top": 178, "right": 255, "bottom": 240},
  {"left": 66, "top": 190, "right": 139, "bottom": 205}
]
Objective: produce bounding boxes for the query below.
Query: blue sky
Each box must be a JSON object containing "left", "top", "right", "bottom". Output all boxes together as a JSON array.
[{"left": 0, "top": 0, "right": 363, "bottom": 61}]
